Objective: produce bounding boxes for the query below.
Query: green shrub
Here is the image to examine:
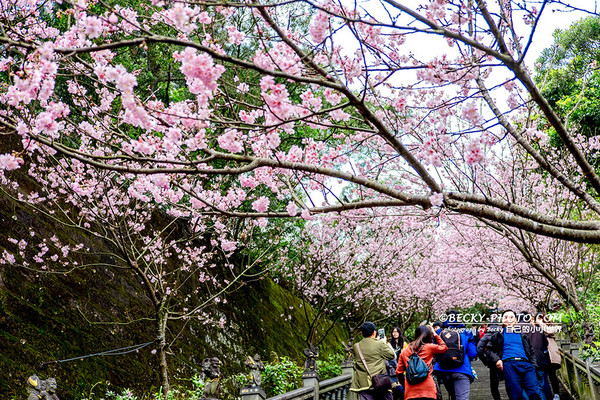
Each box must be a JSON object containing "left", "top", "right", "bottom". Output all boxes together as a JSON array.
[
  {"left": 220, "top": 372, "right": 250, "bottom": 400},
  {"left": 581, "top": 342, "right": 600, "bottom": 363},
  {"left": 261, "top": 356, "right": 304, "bottom": 396},
  {"left": 183, "top": 374, "right": 205, "bottom": 400},
  {"left": 317, "top": 354, "right": 343, "bottom": 380}
]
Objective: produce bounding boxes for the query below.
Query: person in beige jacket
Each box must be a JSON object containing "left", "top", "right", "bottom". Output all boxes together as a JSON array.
[
  {"left": 535, "top": 312, "right": 561, "bottom": 400},
  {"left": 351, "top": 322, "right": 396, "bottom": 400}
]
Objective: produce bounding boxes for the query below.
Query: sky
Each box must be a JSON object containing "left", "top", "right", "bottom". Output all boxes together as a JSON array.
[
  {"left": 400, "top": 1, "right": 590, "bottom": 64},
  {"left": 307, "top": 1, "right": 592, "bottom": 208}
]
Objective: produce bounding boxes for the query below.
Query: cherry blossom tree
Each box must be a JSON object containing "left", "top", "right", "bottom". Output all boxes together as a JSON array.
[
  {"left": 1, "top": 0, "right": 600, "bottom": 243},
  {"left": 274, "top": 174, "right": 600, "bottom": 336},
  {"left": 413, "top": 138, "right": 600, "bottom": 315},
  {"left": 4, "top": 1, "right": 600, "bottom": 394},
  {"left": 271, "top": 210, "right": 543, "bottom": 339},
  {"left": 434, "top": 215, "right": 598, "bottom": 314},
  {"left": 0, "top": 150, "right": 275, "bottom": 395},
  {"left": 272, "top": 211, "right": 436, "bottom": 344}
]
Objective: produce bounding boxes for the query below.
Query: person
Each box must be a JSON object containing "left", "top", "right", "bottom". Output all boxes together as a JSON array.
[
  {"left": 434, "top": 311, "right": 478, "bottom": 400},
  {"left": 433, "top": 322, "right": 443, "bottom": 335},
  {"left": 517, "top": 311, "right": 531, "bottom": 325},
  {"left": 396, "top": 325, "right": 447, "bottom": 400},
  {"left": 351, "top": 321, "right": 397, "bottom": 400},
  {"left": 477, "top": 323, "right": 504, "bottom": 400},
  {"left": 478, "top": 324, "right": 488, "bottom": 340},
  {"left": 477, "top": 310, "right": 542, "bottom": 400},
  {"left": 429, "top": 321, "right": 444, "bottom": 400},
  {"left": 520, "top": 312, "right": 550, "bottom": 400},
  {"left": 389, "top": 327, "right": 406, "bottom": 357},
  {"left": 536, "top": 312, "right": 561, "bottom": 400},
  {"left": 388, "top": 327, "right": 406, "bottom": 400}
]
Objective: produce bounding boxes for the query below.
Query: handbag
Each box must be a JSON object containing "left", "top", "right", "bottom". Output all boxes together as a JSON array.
[{"left": 356, "top": 343, "right": 392, "bottom": 390}]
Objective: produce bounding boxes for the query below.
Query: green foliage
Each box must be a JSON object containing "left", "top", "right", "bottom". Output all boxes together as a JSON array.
[
  {"left": 317, "top": 354, "right": 344, "bottom": 380},
  {"left": 222, "top": 354, "right": 344, "bottom": 399},
  {"left": 97, "top": 385, "right": 197, "bottom": 400},
  {"left": 554, "top": 71, "right": 600, "bottom": 139},
  {"left": 581, "top": 342, "right": 600, "bottom": 363},
  {"left": 261, "top": 356, "right": 304, "bottom": 396},
  {"left": 571, "top": 280, "right": 600, "bottom": 339},
  {"left": 535, "top": 15, "right": 600, "bottom": 167},
  {"left": 536, "top": 16, "right": 600, "bottom": 113},
  {"left": 222, "top": 371, "right": 251, "bottom": 396},
  {"left": 535, "top": 17, "right": 600, "bottom": 113},
  {"left": 93, "top": 376, "right": 202, "bottom": 400},
  {"left": 537, "top": 16, "right": 600, "bottom": 77},
  {"left": 182, "top": 374, "right": 205, "bottom": 400}
]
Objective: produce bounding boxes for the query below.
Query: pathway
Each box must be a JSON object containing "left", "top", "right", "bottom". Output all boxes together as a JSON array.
[{"left": 437, "top": 359, "right": 573, "bottom": 399}]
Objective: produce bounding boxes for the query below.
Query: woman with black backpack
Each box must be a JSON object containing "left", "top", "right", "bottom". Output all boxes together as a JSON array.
[{"left": 396, "top": 325, "right": 447, "bottom": 400}]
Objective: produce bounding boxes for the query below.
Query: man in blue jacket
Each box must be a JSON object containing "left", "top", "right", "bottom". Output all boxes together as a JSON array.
[
  {"left": 434, "top": 311, "right": 478, "bottom": 400},
  {"left": 477, "top": 310, "right": 542, "bottom": 400}
]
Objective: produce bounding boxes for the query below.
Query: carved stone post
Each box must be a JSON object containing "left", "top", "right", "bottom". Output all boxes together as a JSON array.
[
  {"left": 341, "top": 340, "right": 354, "bottom": 375},
  {"left": 572, "top": 342, "right": 581, "bottom": 358},
  {"left": 586, "top": 361, "right": 599, "bottom": 400},
  {"left": 302, "top": 346, "right": 321, "bottom": 398},
  {"left": 560, "top": 341, "right": 574, "bottom": 393},
  {"left": 572, "top": 342, "right": 582, "bottom": 392},
  {"left": 240, "top": 354, "right": 266, "bottom": 400},
  {"left": 27, "top": 375, "right": 60, "bottom": 400},
  {"left": 240, "top": 386, "right": 266, "bottom": 400},
  {"left": 201, "top": 358, "right": 222, "bottom": 400}
]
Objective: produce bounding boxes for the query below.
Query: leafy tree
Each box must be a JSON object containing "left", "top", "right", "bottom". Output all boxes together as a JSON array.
[{"left": 536, "top": 16, "right": 600, "bottom": 147}]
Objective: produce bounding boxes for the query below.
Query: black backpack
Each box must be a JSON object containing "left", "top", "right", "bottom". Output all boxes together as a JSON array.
[
  {"left": 437, "top": 330, "right": 464, "bottom": 369},
  {"left": 405, "top": 346, "right": 430, "bottom": 384}
]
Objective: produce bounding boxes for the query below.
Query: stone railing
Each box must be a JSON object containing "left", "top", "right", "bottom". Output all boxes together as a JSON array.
[
  {"left": 25, "top": 346, "right": 356, "bottom": 400},
  {"left": 240, "top": 372, "right": 352, "bottom": 400},
  {"left": 318, "top": 374, "right": 352, "bottom": 400},
  {"left": 559, "top": 340, "right": 600, "bottom": 400},
  {"left": 240, "top": 347, "right": 354, "bottom": 400}
]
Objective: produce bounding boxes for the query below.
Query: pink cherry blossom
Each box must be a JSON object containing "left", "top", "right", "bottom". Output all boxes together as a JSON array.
[
  {"left": 251, "top": 196, "right": 269, "bottom": 212},
  {"left": 221, "top": 239, "right": 237, "bottom": 252},
  {"left": 286, "top": 202, "right": 298, "bottom": 216},
  {"left": 217, "top": 129, "right": 243, "bottom": 153},
  {"left": 465, "top": 139, "right": 484, "bottom": 165},
  {"left": 227, "top": 26, "right": 245, "bottom": 45},
  {"left": 82, "top": 16, "right": 104, "bottom": 39},
  {"left": 237, "top": 82, "right": 249, "bottom": 93},
  {"left": 0, "top": 154, "right": 23, "bottom": 171},
  {"left": 429, "top": 192, "right": 444, "bottom": 207}
]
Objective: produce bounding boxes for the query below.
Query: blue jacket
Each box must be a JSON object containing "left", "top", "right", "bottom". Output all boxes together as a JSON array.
[{"left": 433, "top": 324, "right": 478, "bottom": 379}]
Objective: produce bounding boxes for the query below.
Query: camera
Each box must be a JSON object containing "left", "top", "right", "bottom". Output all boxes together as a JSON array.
[{"left": 378, "top": 328, "right": 385, "bottom": 339}]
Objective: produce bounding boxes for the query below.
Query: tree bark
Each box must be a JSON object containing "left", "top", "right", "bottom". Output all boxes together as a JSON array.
[{"left": 157, "top": 303, "right": 170, "bottom": 399}]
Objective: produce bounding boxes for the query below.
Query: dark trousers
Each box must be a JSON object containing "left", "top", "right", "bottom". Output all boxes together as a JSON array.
[
  {"left": 547, "top": 365, "right": 560, "bottom": 395},
  {"left": 490, "top": 367, "right": 503, "bottom": 400},
  {"left": 538, "top": 369, "right": 553, "bottom": 400},
  {"left": 503, "top": 360, "right": 543, "bottom": 400},
  {"left": 359, "top": 389, "right": 393, "bottom": 400},
  {"left": 439, "top": 372, "right": 471, "bottom": 400}
]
